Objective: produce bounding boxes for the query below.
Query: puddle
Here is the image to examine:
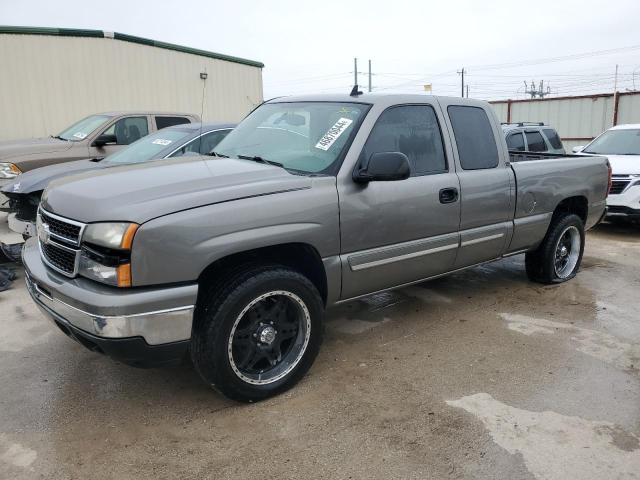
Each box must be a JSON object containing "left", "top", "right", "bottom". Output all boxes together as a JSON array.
[
  {"left": 447, "top": 393, "right": 640, "bottom": 480},
  {"left": 500, "top": 313, "right": 640, "bottom": 372}
]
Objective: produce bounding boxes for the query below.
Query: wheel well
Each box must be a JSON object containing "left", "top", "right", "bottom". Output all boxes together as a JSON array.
[
  {"left": 553, "top": 196, "right": 588, "bottom": 223},
  {"left": 198, "top": 243, "right": 328, "bottom": 304}
]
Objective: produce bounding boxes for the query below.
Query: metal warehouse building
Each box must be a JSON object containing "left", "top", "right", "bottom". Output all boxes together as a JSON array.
[
  {"left": 0, "top": 26, "right": 264, "bottom": 140},
  {"left": 490, "top": 91, "right": 640, "bottom": 151}
]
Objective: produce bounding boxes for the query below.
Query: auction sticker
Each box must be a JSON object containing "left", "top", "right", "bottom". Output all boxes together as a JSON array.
[
  {"left": 152, "top": 139, "right": 173, "bottom": 146},
  {"left": 315, "top": 118, "right": 353, "bottom": 151},
  {"left": 73, "top": 132, "right": 87, "bottom": 139}
]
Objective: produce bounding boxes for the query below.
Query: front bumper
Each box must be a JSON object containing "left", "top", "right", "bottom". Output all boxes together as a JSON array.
[
  {"left": 607, "top": 185, "right": 640, "bottom": 219},
  {"left": 23, "top": 238, "right": 198, "bottom": 367}
]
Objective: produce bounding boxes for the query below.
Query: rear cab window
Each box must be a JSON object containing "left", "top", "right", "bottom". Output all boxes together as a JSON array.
[
  {"left": 156, "top": 116, "right": 191, "bottom": 130},
  {"left": 447, "top": 106, "right": 499, "bottom": 170}
]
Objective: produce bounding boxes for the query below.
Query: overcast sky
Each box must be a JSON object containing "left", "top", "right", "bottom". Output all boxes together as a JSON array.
[{"left": 2, "top": 0, "right": 639, "bottom": 100}]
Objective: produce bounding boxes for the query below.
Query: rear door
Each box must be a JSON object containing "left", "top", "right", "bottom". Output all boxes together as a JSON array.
[
  {"left": 440, "top": 101, "right": 513, "bottom": 268},
  {"left": 338, "top": 102, "right": 461, "bottom": 299}
]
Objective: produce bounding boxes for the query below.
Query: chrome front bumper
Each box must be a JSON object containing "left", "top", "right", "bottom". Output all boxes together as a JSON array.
[{"left": 23, "top": 238, "right": 198, "bottom": 346}]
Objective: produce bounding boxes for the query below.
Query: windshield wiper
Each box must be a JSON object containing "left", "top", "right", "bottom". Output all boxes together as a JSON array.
[
  {"left": 207, "top": 151, "right": 229, "bottom": 158},
  {"left": 51, "top": 135, "right": 67, "bottom": 141},
  {"left": 236, "top": 155, "right": 285, "bottom": 169}
]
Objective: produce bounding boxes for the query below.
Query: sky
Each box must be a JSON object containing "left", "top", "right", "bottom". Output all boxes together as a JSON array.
[{"left": 2, "top": 0, "right": 640, "bottom": 100}]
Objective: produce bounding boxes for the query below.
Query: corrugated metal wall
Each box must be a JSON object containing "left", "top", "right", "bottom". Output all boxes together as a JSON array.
[
  {"left": 0, "top": 33, "right": 263, "bottom": 140},
  {"left": 490, "top": 92, "right": 640, "bottom": 151}
]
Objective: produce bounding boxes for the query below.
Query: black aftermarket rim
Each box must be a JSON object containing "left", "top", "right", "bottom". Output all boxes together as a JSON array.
[{"left": 227, "top": 290, "right": 311, "bottom": 385}]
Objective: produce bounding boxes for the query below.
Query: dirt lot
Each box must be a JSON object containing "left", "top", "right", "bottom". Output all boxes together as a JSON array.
[{"left": 1, "top": 223, "right": 639, "bottom": 480}]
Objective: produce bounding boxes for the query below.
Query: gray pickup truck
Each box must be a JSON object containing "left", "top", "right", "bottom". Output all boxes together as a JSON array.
[{"left": 22, "top": 94, "right": 609, "bottom": 402}]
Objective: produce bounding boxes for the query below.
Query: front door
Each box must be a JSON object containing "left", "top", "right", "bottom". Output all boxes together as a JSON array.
[
  {"left": 90, "top": 116, "right": 150, "bottom": 158},
  {"left": 338, "top": 104, "right": 461, "bottom": 300}
]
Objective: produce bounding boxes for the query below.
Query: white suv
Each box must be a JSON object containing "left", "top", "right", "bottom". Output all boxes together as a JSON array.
[{"left": 574, "top": 124, "right": 640, "bottom": 222}]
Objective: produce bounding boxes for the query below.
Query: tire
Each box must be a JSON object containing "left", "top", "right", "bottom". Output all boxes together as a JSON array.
[
  {"left": 191, "top": 264, "right": 324, "bottom": 402},
  {"left": 524, "top": 213, "right": 585, "bottom": 284}
]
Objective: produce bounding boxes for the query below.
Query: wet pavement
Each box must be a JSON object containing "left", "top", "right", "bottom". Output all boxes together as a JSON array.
[{"left": 0, "top": 222, "right": 639, "bottom": 479}]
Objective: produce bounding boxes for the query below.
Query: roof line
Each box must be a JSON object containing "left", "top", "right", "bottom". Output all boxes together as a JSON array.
[{"left": 0, "top": 25, "right": 264, "bottom": 68}]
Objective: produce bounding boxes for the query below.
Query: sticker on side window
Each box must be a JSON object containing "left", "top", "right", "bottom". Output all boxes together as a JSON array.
[
  {"left": 315, "top": 118, "right": 353, "bottom": 151},
  {"left": 152, "top": 139, "right": 173, "bottom": 146},
  {"left": 73, "top": 132, "right": 87, "bottom": 139}
]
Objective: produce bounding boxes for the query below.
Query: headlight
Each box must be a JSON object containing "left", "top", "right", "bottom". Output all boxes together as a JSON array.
[
  {"left": 0, "top": 162, "right": 22, "bottom": 179},
  {"left": 78, "top": 222, "right": 138, "bottom": 287}
]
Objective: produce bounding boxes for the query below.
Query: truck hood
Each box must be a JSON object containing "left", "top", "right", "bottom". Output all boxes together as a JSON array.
[
  {"left": 1, "top": 158, "right": 106, "bottom": 195},
  {"left": 0, "top": 137, "right": 73, "bottom": 162},
  {"left": 41, "top": 156, "right": 313, "bottom": 224}
]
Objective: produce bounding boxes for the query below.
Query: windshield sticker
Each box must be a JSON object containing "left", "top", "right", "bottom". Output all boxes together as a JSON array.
[
  {"left": 152, "top": 139, "right": 173, "bottom": 146},
  {"left": 315, "top": 118, "right": 354, "bottom": 151},
  {"left": 73, "top": 132, "right": 87, "bottom": 139}
]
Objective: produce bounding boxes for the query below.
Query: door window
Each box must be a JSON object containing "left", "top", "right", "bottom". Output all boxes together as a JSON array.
[
  {"left": 360, "top": 105, "right": 447, "bottom": 176},
  {"left": 156, "top": 116, "right": 191, "bottom": 129},
  {"left": 447, "top": 106, "right": 499, "bottom": 170},
  {"left": 506, "top": 132, "right": 526, "bottom": 151},
  {"left": 103, "top": 117, "right": 149, "bottom": 145},
  {"left": 525, "top": 131, "right": 547, "bottom": 152}
]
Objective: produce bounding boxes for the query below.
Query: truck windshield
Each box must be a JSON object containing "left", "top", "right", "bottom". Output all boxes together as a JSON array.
[
  {"left": 103, "top": 128, "right": 193, "bottom": 165},
  {"left": 213, "top": 102, "right": 369, "bottom": 174},
  {"left": 57, "top": 115, "right": 111, "bottom": 142},
  {"left": 584, "top": 129, "right": 640, "bottom": 155}
]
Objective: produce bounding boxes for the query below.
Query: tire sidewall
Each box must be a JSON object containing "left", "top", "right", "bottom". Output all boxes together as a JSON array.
[{"left": 195, "top": 269, "right": 323, "bottom": 401}]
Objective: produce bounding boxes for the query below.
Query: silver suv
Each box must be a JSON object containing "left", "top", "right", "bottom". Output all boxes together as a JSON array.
[{"left": 502, "top": 122, "right": 565, "bottom": 154}]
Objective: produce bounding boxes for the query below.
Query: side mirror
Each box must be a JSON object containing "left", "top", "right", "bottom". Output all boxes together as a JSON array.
[
  {"left": 572, "top": 145, "right": 585, "bottom": 154},
  {"left": 92, "top": 134, "right": 117, "bottom": 147},
  {"left": 353, "top": 151, "right": 411, "bottom": 183}
]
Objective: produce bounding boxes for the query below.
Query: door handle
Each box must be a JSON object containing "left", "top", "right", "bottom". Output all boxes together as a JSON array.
[{"left": 439, "top": 187, "right": 459, "bottom": 204}]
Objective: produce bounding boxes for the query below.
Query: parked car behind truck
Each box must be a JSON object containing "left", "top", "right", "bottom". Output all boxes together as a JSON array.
[
  {"left": 573, "top": 124, "right": 640, "bottom": 222},
  {"left": 502, "top": 122, "right": 565, "bottom": 154},
  {"left": 0, "top": 111, "right": 199, "bottom": 246},
  {"left": 23, "top": 94, "right": 610, "bottom": 402},
  {"left": 1, "top": 122, "right": 234, "bottom": 246}
]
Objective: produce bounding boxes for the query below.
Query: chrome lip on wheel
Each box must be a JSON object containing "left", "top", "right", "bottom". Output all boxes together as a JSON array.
[
  {"left": 227, "top": 290, "right": 311, "bottom": 386},
  {"left": 554, "top": 226, "right": 580, "bottom": 279}
]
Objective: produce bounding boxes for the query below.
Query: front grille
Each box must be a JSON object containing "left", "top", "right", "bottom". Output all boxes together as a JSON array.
[
  {"left": 41, "top": 210, "right": 82, "bottom": 244},
  {"left": 38, "top": 209, "right": 85, "bottom": 277},
  {"left": 42, "top": 242, "right": 77, "bottom": 275},
  {"left": 609, "top": 180, "right": 630, "bottom": 195}
]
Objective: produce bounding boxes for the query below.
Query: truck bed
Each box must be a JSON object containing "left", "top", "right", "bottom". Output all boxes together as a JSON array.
[{"left": 506, "top": 152, "right": 609, "bottom": 252}]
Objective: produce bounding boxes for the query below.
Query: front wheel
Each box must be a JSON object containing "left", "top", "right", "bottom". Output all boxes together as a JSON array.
[
  {"left": 191, "top": 265, "right": 324, "bottom": 402},
  {"left": 525, "top": 213, "right": 585, "bottom": 284}
]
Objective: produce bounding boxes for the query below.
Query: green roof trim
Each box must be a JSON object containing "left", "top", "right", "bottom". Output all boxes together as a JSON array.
[{"left": 0, "top": 25, "right": 264, "bottom": 68}]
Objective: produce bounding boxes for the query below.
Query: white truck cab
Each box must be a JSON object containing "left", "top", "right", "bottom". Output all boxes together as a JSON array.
[{"left": 574, "top": 124, "right": 640, "bottom": 221}]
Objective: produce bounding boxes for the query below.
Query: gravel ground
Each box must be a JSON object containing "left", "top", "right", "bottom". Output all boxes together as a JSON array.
[{"left": 0, "top": 222, "right": 639, "bottom": 480}]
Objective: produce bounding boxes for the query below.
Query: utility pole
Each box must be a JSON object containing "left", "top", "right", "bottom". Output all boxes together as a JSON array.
[
  {"left": 466, "top": 85, "right": 469, "bottom": 98},
  {"left": 524, "top": 80, "right": 551, "bottom": 98},
  {"left": 368, "top": 59, "right": 372, "bottom": 93},
  {"left": 457, "top": 67, "right": 465, "bottom": 98},
  {"left": 353, "top": 58, "right": 358, "bottom": 87}
]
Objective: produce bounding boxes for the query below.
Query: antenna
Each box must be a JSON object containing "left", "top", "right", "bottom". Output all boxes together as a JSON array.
[{"left": 350, "top": 84, "right": 363, "bottom": 96}]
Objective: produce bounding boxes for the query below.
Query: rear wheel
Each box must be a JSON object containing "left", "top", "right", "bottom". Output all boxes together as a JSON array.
[
  {"left": 191, "top": 264, "right": 324, "bottom": 402},
  {"left": 525, "top": 213, "right": 585, "bottom": 284}
]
